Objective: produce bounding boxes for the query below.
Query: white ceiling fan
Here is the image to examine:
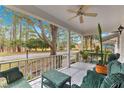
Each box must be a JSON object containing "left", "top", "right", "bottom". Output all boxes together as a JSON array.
[{"left": 67, "top": 5, "right": 98, "bottom": 23}]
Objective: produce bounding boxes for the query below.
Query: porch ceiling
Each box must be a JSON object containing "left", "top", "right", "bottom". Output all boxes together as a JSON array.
[{"left": 6, "top": 5, "right": 124, "bottom": 35}]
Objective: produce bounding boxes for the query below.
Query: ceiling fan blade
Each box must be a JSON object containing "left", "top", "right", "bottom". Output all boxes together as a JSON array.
[
  {"left": 110, "top": 31, "right": 118, "bottom": 34},
  {"left": 67, "top": 9, "right": 77, "bottom": 13},
  {"left": 84, "top": 13, "right": 97, "bottom": 17},
  {"left": 80, "top": 5, "right": 90, "bottom": 12},
  {"left": 113, "top": 31, "right": 119, "bottom": 32},
  {"left": 68, "top": 15, "right": 78, "bottom": 21},
  {"left": 80, "top": 15, "right": 83, "bottom": 23}
]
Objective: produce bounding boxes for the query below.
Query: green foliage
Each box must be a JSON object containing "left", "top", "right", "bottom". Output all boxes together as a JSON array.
[
  {"left": 70, "top": 44, "right": 75, "bottom": 49},
  {"left": 80, "top": 51, "right": 89, "bottom": 60},
  {"left": 26, "top": 38, "right": 36, "bottom": 49},
  {"left": 26, "top": 38, "right": 49, "bottom": 50},
  {"left": 10, "top": 40, "right": 22, "bottom": 46},
  {"left": 59, "top": 46, "right": 64, "bottom": 51},
  {"left": 95, "top": 45, "right": 100, "bottom": 53}
]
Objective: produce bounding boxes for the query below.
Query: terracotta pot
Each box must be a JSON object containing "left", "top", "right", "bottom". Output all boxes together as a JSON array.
[{"left": 95, "top": 65, "right": 107, "bottom": 75}]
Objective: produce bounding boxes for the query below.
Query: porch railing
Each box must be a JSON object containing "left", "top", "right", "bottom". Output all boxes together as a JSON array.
[{"left": 0, "top": 52, "right": 81, "bottom": 81}]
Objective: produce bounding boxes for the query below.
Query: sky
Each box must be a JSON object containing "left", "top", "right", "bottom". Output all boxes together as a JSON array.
[
  {"left": 0, "top": 5, "right": 50, "bottom": 35},
  {"left": 0, "top": 6, "right": 49, "bottom": 26},
  {"left": 102, "top": 32, "right": 110, "bottom": 37},
  {"left": 0, "top": 6, "right": 14, "bottom": 25}
]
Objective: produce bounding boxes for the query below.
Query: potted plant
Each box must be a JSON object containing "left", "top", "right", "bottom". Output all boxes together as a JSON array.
[
  {"left": 94, "top": 45, "right": 100, "bottom": 61},
  {"left": 95, "top": 24, "right": 107, "bottom": 75},
  {"left": 95, "top": 45, "right": 100, "bottom": 53},
  {"left": 80, "top": 51, "right": 89, "bottom": 62}
]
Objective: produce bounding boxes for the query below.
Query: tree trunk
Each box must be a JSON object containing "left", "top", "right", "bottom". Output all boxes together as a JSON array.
[
  {"left": 25, "top": 23, "right": 29, "bottom": 52},
  {"left": 10, "top": 26, "right": 13, "bottom": 52},
  {"left": 50, "top": 24, "right": 58, "bottom": 55},
  {"left": 1, "top": 46, "right": 4, "bottom": 52},
  {"left": 12, "top": 24, "right": 16, "bottom": 52},
  {"left": 17, "top": 45, "right": 21, "bottom": 52},
  {"left": 41, "top": 48, "right": 43, "bottom": 52},
  {"left": 35, "top": 48, "right": 37, "bottom": 52},
  {"left": 50, "top": 46, "right": 56, "bottom": 55},
  {"left": 18, "top": 19, "right": 22, "bottom": 52}
]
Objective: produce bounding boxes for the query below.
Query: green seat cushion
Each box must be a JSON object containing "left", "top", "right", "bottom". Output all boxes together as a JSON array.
[
  {"left": 7, "top": 78, "right": 31, "bottom": 88},
  {"left": 100, "top": 73, "right": 124, "bottom": 88},
  {"left": 2, "top": 67, "right": 23, "bottom": 84},
  {"left": 81, "top": 70, "right": 105, "bottom": 88}
]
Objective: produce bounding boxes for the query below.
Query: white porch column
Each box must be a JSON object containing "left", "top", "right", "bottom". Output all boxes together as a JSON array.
[
  {"left": 114, "top": 41, "right": 118, "bottom": 53},
  {"left": 119, "top": 33, "right": 124, "bottom": 63},
  {"left": 115, "top": 36, "right": 120, "bottom": 53},
  {"left": 117, "top": 36, "right": 120, "bottom": 53},
  {"left": 80, "top": 35, "right": 84, "bottom": 51},
  {"left": 67, "top": 30, "right": 71, "bottom": 68}
]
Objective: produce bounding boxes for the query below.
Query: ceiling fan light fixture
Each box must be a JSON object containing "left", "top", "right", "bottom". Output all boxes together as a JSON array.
[
  {"left": 67, "top": 5, "right": 97, "bottom": 23},
  {"left": 118, "top": 25, "right": 124, "bottom": 31}
]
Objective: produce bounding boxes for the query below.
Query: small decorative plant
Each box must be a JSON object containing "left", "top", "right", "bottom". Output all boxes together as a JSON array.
[
  {"left": 80, "top": 51, "right": 89, "bottom": 62},
  {"left": 95, "top": 45, "right": 100, "bottom": 53}
]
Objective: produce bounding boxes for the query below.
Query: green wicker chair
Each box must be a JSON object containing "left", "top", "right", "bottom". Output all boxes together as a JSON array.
[
  {"left": 72, "top": 54, "right": 124, "bottom": 88},
  {"left": 100, "top": 73, "right": 124, "bottom": 88},
  {"left": 0, "top": 67, "right": 31, "bottom": 88},
  {"left": 72, "top": 71, "right": 124, "bottom": 88},
  {"left": 72, "top": 70, "right": 105, "bottom": 88}
]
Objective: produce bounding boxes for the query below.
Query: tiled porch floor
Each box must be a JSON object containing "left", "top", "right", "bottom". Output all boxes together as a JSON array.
[{"left": 29, "top": 62, "right": 95, "bottom": 88}]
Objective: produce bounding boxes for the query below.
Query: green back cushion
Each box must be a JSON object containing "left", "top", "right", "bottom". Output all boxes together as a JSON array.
[
  {"left": 108, "top": 54, "right": 117, "bottom": 62},
  {"left": 115, "top": 53, "right": 120, "bottom": 60},
  {"left": 100, "top": 73, "right": 124, "bottom": 88},
  {"left": 108, "top": 60, "right": 121, "bottom": 75},
  {"left": 2, "top": 67, "right": 23, "bottom": 84},
  {"left": 121, "top": 64, "right": 124, "bottom": 74},
  {"left": 81, "top": 70, "right": 105, "bottom": 88}
]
